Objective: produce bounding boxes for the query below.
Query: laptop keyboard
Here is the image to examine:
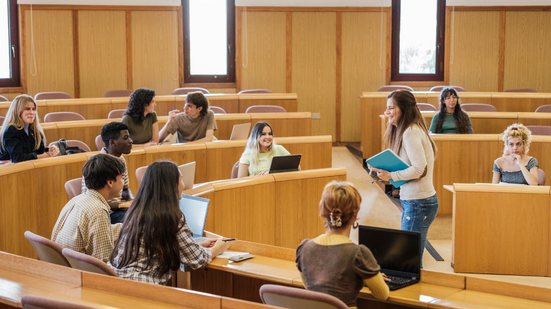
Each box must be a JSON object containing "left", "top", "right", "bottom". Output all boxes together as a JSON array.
[{"left": 386, "top": 275, "right": 417, "bottom": 290}]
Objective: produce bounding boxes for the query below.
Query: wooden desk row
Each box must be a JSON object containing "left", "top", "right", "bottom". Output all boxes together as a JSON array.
[
  {"left": 369, "top": 128, "right": 551, "bottom": 215},
  {"left": 0, "top": 251, "right": 271, "bottom": 309},
  {"left": 448, "top": 184, "right": 551, "bottom": 277},
  {"left": 361, "top": 91, "right": 551, "bottom": 158},
  {"left": 0, "top": 136, "right": 332, "bottom": 258},
  {"left": 41, "top": 112, "right": 313, "bottom": 150},
  {"left": 189, "top": 239, "right": 551, "bottom": 308},
  {"left": 0, "top": 93, "right": 299, "bottom": 120},
  {"left": 185, "top": 168, "right": 347, "bottom": 249}
]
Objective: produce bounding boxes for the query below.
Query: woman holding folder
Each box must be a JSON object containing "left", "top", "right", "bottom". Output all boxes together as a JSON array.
[{"left": 369, "top": 90, "right": 438, "bottom": 261}]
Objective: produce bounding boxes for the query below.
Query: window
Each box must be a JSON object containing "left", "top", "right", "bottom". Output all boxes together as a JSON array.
[
  {"left": 0, "top": 0, "right": 20, "bottom": 87},
  {"left": 391, "top": 0, "right": 445, "bottom": 81},
  {"left": 182, "top": 0, "right": 235, "bottom": 83}
]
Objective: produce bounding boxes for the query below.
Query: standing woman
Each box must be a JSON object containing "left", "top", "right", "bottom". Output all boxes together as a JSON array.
[
  {"left": 429, "top": 88, "right": 473, "bottom": 134},
  {"left": 110, "top": 161, "right": 228, "bottom": 284},
  {"left": 370, "top": 90, "right": 438, "bottom": 259},
  {"left": 0, "top": 94, "right": 59, "bottom": 163},
  {"left": 237, "top": 121, "right": 290, "bottom": 177},
  {"left": 121, "top": 88, "right": 159, "bottom": 145}
]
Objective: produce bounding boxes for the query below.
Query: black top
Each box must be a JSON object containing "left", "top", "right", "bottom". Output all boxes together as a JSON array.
[{"left": 0, "top": 125, "right": 45, "bottom": 163}]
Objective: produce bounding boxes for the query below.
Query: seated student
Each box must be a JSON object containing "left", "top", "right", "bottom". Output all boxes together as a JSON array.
[
  {"left": 158, "top": 92, "right": 216, "bottom": 143},
  {"left": 237, "top": 121, "right": 290, "bottom": 177},
  {"left": 429, "top": 88, "right": 473, "bottom": 134},
  {"left": 110, "top": 161, "right": 229, "bottom": 284},
  {"left": 0, "top": 94, "right": 60, "bottom": 162},
  {"left": 492, "top": 123, "right": 539, "bottom": 185},
  {"left": 52, "top": 154, "right": 125, "bottom": 262},
  {"left": 82, "top": 122, "right": 133, "bottom": 223},
  {"left": 296, "top": 181, "right": 389, "bottom": 307},
  {"left": 121, "top": 88, "right": 159, "bottom": 145}
]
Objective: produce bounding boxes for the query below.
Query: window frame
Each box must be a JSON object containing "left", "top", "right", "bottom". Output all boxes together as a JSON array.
[
  {"left": 0, "top": 0, "right": 20, "bottom": 87},
  {"left": 182, "top": 0, "right": 235, "bottom": 84},
  {"left": 391, "top": 0, "right": 446, "bottom": 82}
]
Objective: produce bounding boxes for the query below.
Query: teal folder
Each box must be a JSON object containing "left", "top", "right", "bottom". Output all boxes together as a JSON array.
[{"left": 365, "top": 149, "right": 410, "bottom": 188}]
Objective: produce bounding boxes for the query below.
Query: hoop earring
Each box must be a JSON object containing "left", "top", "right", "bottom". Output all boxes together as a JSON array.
[{"left": 352, "top": 221, "right": 359, "bottom": 229}]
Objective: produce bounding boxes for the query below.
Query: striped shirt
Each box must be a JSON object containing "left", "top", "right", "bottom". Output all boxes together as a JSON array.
[
  {"left": 51, "top": 189, "right": 122, "bottom": 262},
  {"left": 110, "top": 218, "right": 211, "bottom": 284}
]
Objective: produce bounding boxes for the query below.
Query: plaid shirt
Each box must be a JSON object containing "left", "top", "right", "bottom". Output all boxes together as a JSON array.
[
  {"left": 110, "top": 218, "right": 211, "bottom": 284},
  {"left": 51, "top": 190, "right": 122, "bottom": 262}
]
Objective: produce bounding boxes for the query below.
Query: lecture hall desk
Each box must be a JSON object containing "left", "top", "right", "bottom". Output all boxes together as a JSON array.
[
  {"left": 447, "top": 183, "right": 551, "bottom": 277},
  {"left": 41, "top": 112, "right": 312, "bottom": 150},
  {"left": 0, "top": 250, "right": 272, "bottom": 309},
  {"left": 0, "top": 93, "right": 299, "bottom": 119},
  {"left": 188, "top": 240, "right": 551, "bottom": 309}
]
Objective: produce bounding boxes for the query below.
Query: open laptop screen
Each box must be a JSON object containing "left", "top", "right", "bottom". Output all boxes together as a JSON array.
[
  {"left": 179, "top": 195, "right": 210, "bottom": 238},
  {"left": 358, "top": 225, "right": 421, "bottom": 276},
  {"left": 269, "top": 154, "right": 301, "bottom": 174}
]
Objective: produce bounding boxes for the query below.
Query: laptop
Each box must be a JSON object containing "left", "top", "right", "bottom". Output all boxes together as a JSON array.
[
  {"left": 269, "top": 154, "right": 302, "bottom": 174},
  {"left": 178, "top": 161, "right": 196, "bottom": 190},
  {"left": 179, "top": 194, "right": 210, "bottom": 243},
  {"left": 358, "top": 225, "right": 421, "bottom": 291},
  {"left": 229, "top": 122, "right": 252, "bottom": 140}
]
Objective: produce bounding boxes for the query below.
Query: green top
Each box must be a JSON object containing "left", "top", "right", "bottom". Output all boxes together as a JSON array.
[
  {"left": 121, "top": 112, "right": 158, "bottom": 144},
  {"left": 429, "top": 112, "right": 473, "bottom": 134}
]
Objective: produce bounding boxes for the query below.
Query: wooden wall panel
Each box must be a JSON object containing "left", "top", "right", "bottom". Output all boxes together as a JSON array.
[
  {"left": 448, "top": 11, "right": 500, "bottom": 91},
  {"left": 341, "top": 11, "right": 387, "bottom": 142},
  {"left": 131, "top": 11, "right": 180, "bottom": 95},
  {"left": 292, "top": 12, "right": 336, "bottom": 138},
  {"left": 24, "top": 10, "right": 75, "bottom": 96},
  {"left": 504, "top": 12, "right": 551, "bottom": 93},
  {"left": 78, "top": 11, "right": 127, "bottom": 98},
  {"left": 239, "top": 12, "right": 287, "bottom": 93}
]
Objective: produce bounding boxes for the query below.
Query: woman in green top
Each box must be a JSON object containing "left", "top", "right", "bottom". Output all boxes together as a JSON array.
[
  {"left": 429, "top": 88, "right": 473, "bottom": 134},
  {"left": 122, "top": 88, "right": 159, "bottom": 145},
  {"left": 237, "top": 121, "right": 290, "bottom": 177}
]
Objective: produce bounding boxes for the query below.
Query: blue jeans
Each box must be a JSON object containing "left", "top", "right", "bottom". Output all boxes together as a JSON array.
[{"left": 400, "top": 194, "right": 438, "bottom": 262}]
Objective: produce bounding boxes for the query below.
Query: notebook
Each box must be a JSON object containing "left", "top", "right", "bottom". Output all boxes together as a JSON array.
[
  {"left": 269, "top": 154, "right": 301, "bottom": 174},
  {"left": 178, "top": 161, "right": 196, "bottom": 190},
  {"left": 179, "top": 194, "right": 210, "bottom": 243},
  {"left": 364, "top": 148, "right": 410, "bottom": 188},
  {"left": 358, "top": 225, "right": 421, "bottom": 291},
  {"left": 229, "top": 122, "right": 252, "bottom": 140}
]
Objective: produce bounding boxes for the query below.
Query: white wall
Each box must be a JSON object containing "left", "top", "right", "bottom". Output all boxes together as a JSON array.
[
  {"left": 17, "top": 0, "right": 180, "bottom": 5},
  {"left": 16, "top": 0, "right": 551, "bottom": 8}
]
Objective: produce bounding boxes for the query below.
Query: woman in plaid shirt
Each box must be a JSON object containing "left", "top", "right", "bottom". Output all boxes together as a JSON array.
[{"left": 110, "top": 160, "right": 229, "bottom": 284}]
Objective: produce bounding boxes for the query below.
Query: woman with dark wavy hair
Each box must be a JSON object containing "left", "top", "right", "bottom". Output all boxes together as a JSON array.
[
  {"left": 110, "top": 160, "right": 229, "bottom": 284},
  {"left": 429, "top": 88, "right": 473, "bottom": 134},
  {"left": 121, "top": 88, "right": 159, "bottom": 144}
]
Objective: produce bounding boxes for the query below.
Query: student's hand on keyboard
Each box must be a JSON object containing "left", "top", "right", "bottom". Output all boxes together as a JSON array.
[{"left": 382, "top": 273, "right": 391, "bottom": 282}]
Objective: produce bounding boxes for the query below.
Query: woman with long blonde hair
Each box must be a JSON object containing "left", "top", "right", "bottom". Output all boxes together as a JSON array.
[{"left": 0, "top": 95, "right": 59, "bottom": 162}]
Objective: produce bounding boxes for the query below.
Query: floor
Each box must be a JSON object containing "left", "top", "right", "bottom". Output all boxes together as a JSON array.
[{"left": 332, "top": 146, "right": 551, "bottom": 288}]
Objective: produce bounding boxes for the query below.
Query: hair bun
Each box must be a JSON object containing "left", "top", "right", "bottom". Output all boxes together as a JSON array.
[{"left": 329, "top": 208, "right": 343, "bottom": 227}]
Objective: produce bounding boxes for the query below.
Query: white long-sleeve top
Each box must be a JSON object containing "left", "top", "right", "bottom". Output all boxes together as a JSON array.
[{"left": 389, "top": 125, "right": 436, "bottom": 200}]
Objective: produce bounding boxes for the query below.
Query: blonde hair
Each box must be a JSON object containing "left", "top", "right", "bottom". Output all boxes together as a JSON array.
[
  {"left": 0, "top": 95, "right": 45, "bottom": 152},
  {"left": 502, "top": 123, "right": 531, "bottom": 155},
  {"left": 244, "top": 122, "right": 278, "bottom": 165},
  {"left": 319, "top": 181, "right": 362, "bottom": 230}
]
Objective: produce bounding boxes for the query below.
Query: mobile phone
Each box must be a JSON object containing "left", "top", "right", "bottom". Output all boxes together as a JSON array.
[
  {"left": 222, "top": 238, "right": 236, "bottom": 242},
  {"left": 229, "top": 253, "right": 254, "bottom": 263}
]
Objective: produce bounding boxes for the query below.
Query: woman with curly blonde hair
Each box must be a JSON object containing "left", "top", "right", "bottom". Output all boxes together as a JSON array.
[{"left": 492, "top": 123, "right": 539, "bottom": 185}]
